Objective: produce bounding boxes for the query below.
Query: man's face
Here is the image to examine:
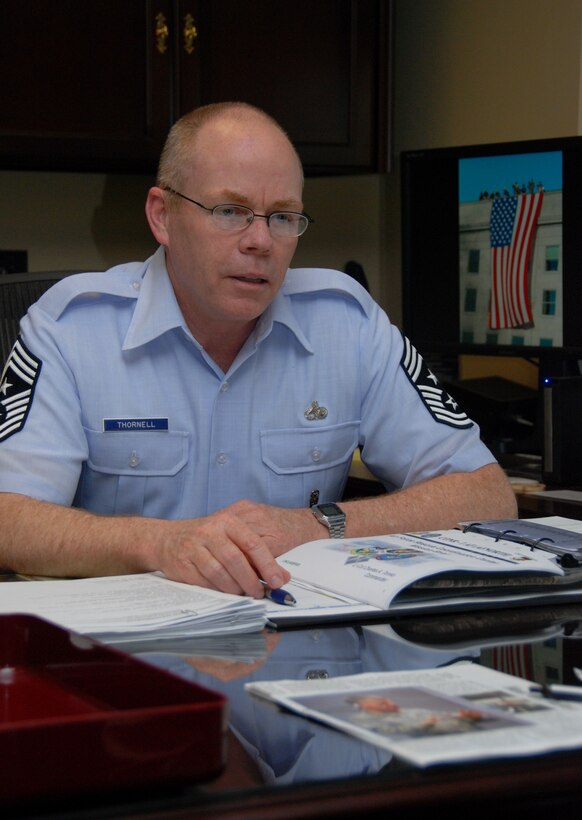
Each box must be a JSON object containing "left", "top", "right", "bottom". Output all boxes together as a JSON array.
[{"left": 161, "top": 116, "right": 303, "bottom": 341}]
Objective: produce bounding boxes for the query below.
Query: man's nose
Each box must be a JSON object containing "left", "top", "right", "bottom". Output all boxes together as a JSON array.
[{"left": 241, "top": 214, "right": 273, "bottom": 250}]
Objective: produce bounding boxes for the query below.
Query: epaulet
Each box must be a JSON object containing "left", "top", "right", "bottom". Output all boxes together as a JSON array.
[
  {"left": 31, "top": 263, "right": 145, "bottom": 321},
  {"left": 281, "top": 268, "right": 373, "bottom": 316}
]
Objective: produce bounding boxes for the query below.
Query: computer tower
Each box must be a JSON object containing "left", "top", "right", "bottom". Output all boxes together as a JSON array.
[{"left": 542, "top": 376, "right": 582, "bottom": 487}]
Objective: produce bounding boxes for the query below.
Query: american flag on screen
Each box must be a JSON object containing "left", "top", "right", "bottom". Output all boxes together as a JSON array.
[{"left": 489, "top": 191, "right": 544, "bottom": 330}]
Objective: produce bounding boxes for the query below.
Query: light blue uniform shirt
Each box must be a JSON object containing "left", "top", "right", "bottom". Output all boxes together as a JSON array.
[{"left": 0, "top": 247, "right": 495, "bottom": 518}]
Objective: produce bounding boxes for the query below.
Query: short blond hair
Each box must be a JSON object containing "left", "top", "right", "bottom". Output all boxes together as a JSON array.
[{"left": 156, "top": 101, "right": 303, "bottom": 192}]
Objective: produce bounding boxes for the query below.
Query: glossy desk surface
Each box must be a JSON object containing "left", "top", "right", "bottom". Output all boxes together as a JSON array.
[{"left": 10, "top": 601, "right": 582, "bottom": 820}]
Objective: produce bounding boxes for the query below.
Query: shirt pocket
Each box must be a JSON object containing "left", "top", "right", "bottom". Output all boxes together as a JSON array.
[
  {"left": 259, "top": 421, "right": 359, "bottom": 507},
  {"left": 78, "top": 428, "right": 189, "bottom": 517}
]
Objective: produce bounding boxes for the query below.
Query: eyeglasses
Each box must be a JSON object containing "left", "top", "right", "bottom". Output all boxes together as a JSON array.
[{"left": 165, "top": 187, "right": 314, "bottom": 237}]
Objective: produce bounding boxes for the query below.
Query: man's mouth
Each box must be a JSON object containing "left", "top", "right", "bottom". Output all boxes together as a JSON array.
[{"left": 233, "top": 275, "right": 268, "bottom": 284}]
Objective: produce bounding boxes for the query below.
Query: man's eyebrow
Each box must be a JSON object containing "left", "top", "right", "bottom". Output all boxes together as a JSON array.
[{"left": 212, "top": 190, "right": 303, "bottom": 211}]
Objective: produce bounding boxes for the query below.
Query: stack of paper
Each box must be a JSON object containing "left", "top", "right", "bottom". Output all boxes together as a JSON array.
[{"left": 0, "top": 573, "right": 267, "bottom": 641}]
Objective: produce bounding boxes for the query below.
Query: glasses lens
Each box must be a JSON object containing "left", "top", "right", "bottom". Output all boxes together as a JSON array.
[
  {"left": 211, "top": 205, "right": 253, "bottom": 231},
  {"left": 209, "top": 204, "right": 311, "bottom": 236},
  {"left": 269, "top": 212, "right": 310, "bottom": 237}
]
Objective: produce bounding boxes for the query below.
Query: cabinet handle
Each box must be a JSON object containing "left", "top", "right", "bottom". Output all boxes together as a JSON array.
[
  {"left": 183, "top": 13, "right": 198, "bottom": 54},
  {"left": 155, "top": 12, "right": 169, "bottom": 54}
]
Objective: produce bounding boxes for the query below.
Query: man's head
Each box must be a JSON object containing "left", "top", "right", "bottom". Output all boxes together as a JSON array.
[
  {"left": 156, "top": 101, "right": 304, "bottom": 193},
  {"left": 146, "top": 102, "right": 307, "bottom": 353}
]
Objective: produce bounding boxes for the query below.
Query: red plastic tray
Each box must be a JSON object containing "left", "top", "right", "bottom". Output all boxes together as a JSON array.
[{"left": 0, "top": 614, "right": 227, "bottom": 804}]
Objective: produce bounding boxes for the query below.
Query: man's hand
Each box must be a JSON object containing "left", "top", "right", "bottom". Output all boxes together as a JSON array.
[
  {"left": 159, "top": 500, "right": 321, "bottom": 597},
  {"left": 0, "top": 493, "right": 322, "bottom": 597}
]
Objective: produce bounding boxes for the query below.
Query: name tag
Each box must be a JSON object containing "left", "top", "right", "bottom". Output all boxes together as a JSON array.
[{"left": 103, "top": 418, "right": 169, "bottom": 432}]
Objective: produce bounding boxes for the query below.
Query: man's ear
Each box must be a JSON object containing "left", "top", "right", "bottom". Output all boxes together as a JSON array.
[{"left": 145, "top": 187, "right": 170, "bottom": 245}]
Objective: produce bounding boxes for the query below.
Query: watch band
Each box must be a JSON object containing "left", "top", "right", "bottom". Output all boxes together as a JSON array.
[
  {"left": 311, "top": 503, "right": 346, "bottom": 539},
  {"left": 327, "top": 517, "right": 346, "bottom": 539}
]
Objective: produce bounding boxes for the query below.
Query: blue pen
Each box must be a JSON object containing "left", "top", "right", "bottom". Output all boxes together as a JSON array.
[
  {"left": 529, "top": 683, "right": 582, "bottom": 702},
  {"left": 261, "top": 581, "right": 297, "bottom": 607}
]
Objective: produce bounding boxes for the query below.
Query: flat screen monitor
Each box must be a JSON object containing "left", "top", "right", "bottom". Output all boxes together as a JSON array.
[{"left": 401, "top": 136, "right": 582, "bottom": 378}]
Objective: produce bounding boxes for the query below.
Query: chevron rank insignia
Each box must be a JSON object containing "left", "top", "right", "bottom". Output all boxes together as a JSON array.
[
  {"left": 400, "top": 335, "right": 472, "bottom": 429},
  {"left": 0, "top": 338, "right": 42, "bottom": 442}
]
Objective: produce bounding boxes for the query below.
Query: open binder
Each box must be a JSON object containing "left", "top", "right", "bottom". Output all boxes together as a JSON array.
[
  {"left": 461, "top": 520, "right": 582, "bottom": 568},
  {"left": 266, "top": 517, "right": 582, "bottom": 629}
]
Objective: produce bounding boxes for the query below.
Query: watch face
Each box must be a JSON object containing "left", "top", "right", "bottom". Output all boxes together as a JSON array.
[{"left": 318, "top": 503, "right": 342, "bottom": 516}]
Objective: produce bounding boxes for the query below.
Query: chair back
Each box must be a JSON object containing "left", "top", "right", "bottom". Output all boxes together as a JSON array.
[{"left": 0, "top": 271, "right": 79, "bottom": 364}]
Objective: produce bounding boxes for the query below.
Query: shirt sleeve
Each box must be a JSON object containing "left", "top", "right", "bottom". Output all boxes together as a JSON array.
[
  {"left": 0, "top": 302, "right": 88, "bottom": 504},
  {"left": 356, "top": 305, "right": 496, "bottom": 490}
]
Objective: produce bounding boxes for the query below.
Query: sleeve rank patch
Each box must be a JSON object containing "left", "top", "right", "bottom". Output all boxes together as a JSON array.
[
  {"left": 0, "top": 338, "right": 42, "bottom": 442},
  {"left": 400, "top": 334, "right": 473, "bottom": 429}
]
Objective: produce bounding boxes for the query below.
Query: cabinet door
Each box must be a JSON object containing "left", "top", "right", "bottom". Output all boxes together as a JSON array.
[
  {"left": 169, "top": 0, "right": 390, "bottom": 174},
  {"left": 0, "top": 0, "right": 172, "bottom": 172}
]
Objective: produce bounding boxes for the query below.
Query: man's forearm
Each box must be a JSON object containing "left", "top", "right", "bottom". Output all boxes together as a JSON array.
[
  {"left": 340, "top": 463, "right": 517, "bottom": 539},
  {"left": 0, "top": 493, "right": 290, "bottom": 596},
  {"left": 0, "top": 493, "right": 163, "bottom": 577}
]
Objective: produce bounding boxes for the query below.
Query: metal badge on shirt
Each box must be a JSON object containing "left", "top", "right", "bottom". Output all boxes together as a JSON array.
[
  {"left": 304, "top": 400, "right": 328, "bottom": 421},
  {"left": 0, "top": 338, "right": 42, "bottom": 442},
  {"left": 400, "top": 334, "right": 472, "bottom": 429}
]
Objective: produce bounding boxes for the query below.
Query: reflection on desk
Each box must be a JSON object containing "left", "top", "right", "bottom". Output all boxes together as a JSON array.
[
  {"left": 132, "top": 603, "right": 582, "bottom": 789},
  {"left": 137, "top": 625, "right": 478, "bottom": 785}
]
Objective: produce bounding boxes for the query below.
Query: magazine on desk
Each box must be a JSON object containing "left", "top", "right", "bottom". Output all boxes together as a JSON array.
[
  {"left": 245, "top": 662, "right": 582, "bottom": 768},
  {"left": 266, "top": 516, "right": 582, "bottom": 627}
]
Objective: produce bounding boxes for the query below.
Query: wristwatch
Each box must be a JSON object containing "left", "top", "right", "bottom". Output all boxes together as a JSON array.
[{"left": 311, "top": 502, "right": 346, "bottom": 539}]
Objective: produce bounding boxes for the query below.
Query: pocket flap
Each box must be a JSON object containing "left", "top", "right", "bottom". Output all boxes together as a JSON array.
[
  {"left": 260, "top": 422, "right": 359, "bottom": 475},
  {"left": 85, "top": 429, "right": 189, "bottom": 476}
]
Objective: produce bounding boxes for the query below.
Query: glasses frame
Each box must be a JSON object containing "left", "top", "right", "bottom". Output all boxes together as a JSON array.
[{"left": 164, "top": 187, "right": 314, "bottom": 237}]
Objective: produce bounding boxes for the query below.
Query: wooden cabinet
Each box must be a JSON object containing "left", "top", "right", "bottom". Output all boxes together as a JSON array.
[
  {"left": 0, "top": 0, "right": 390, "bottom": 176},
  {"left": 0, "top": 1, "right": 172, "bottom": 173}
]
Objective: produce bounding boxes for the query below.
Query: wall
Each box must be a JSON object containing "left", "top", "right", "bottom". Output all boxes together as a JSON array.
[
  {"left": 0, "top": 168, "right": 384, "bottom": 284},
  {"left": 0, "top": 170, "right": 156, "bottom": 271}
]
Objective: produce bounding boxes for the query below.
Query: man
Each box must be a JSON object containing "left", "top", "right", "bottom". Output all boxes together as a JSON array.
[{"left": 0, "top": 102, "right": 516, "bottom": 597}]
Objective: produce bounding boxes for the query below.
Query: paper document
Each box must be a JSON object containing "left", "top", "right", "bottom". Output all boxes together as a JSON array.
[
  {"left": 246, "top": 663, "right": 582, "bottom": 767},
  {"left": 0, "top": 573, "right": 266, "bottom": 641}
]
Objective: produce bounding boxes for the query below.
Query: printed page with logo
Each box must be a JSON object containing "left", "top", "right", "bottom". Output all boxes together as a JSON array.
[{"left": 267, "top": 517, "right": 582, "bottom": 627}]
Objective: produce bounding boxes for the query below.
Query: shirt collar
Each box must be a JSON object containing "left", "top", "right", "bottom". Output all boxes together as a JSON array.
[
  {"left": 122, "top": 247, "right": 190, "bottom": 351},
  {"left": 123, "top": 247, "right": 313, "bottom": 354},
  {"left": 253, "top": 282, "right": 314, "bottom": 354}
]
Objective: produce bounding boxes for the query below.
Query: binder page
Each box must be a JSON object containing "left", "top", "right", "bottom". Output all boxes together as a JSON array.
[{"left": 275, "top": 530, "right": 563, "bottom": 614}]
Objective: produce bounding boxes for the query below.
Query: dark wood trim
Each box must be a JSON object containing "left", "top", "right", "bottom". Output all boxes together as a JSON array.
[{"left": 123, "top": 749, "right": 582, "bottom": 819}]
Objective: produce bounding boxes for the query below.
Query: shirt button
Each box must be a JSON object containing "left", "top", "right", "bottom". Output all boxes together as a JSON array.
[
  {"left": 311, "top": 448, "right": 322, "bottom": 463},
  {"left": 131, "top": 281, "right": 141, "bottom": 290},
  {"left": 216, "top": 452, "right": 228, "bottom": 465},
  {"left": 305, "top": 669, "right": 329, "bottom": 680},
  {"left": 128, "top": 451, "right": 140, "bottom": 467},
  {"left": 220, "top": 381, "right": 229, "bottom": 392}
]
